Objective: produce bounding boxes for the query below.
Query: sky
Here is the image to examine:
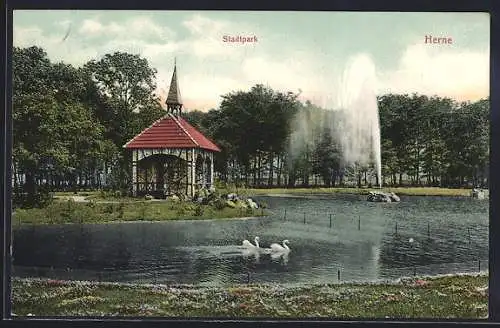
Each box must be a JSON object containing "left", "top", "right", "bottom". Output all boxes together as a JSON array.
[{"left": 13, "top": 10, "right": 490, "bottom": 111}]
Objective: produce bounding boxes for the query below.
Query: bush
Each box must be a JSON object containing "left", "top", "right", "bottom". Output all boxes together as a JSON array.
[
  {"left": 194, "top": 205, "right": 204, "bottom": 216},
  {"left": 86, "top": 199, "right": 97, "bottom": 208},
  {"left": 139, "top": 202, "right": 148, "bottom": 219},
  {"left": 118, "top": 202, "right": 125, "bottom": 218},
  {"left": 176, "top": 205, "right": 187, "bottom": 217},
  {"left": 98, "top": 190, "right": 112, "bottom": 199},
  {"left": 103, "top": 204, "right": 114, "bottom": 214},
  {"left": 12, "top": 186, "right": 54, "bottom": 209},
  {"left": 214, "top": 199, "right": 227, "bottom": 210},
  {"left": 60, "top": 199, "right": 76, "bottom": 221}
]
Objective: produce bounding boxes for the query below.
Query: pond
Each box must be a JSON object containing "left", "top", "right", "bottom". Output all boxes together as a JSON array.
[{"left": 12, "top": 194, "right": 489, "bottom": 286}]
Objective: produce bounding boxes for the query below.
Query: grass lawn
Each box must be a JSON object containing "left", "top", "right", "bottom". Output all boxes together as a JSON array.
[
  {"left": 12, "top": 199, "right": 267, "bottom": 226},
  {"left": 11, "top": 274, "right": 488, "bottom": 318}
]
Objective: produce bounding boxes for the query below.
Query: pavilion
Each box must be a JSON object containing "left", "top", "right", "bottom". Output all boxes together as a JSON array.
[{"left": 123, "top": 61, "right": 221, "bottom": 198}]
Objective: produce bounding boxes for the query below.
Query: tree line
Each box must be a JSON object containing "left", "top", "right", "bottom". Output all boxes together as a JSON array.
[
  {"left": 13, "top": 46, "right": 489, "bottom": 207},
  {"left": 186, "top": 89, "right": 488, "bottom": 190}
]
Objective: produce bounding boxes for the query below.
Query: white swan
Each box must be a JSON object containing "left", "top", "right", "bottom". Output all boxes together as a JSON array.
[
  {"left": 242, "top": 236, "right": 260, "bottom": 249},
  {"left": 271, "top": 251, "right": 289, "bottom": 265},
  {"left": 269, "top": 239, "right": 290, "bottom": 253}
]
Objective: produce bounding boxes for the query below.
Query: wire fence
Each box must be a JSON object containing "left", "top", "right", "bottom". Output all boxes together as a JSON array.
[{"left": 271, "top": 208, "right": 488, "bottom": 242}]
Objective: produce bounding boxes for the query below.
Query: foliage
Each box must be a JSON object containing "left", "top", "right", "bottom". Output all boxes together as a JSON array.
[
  {"left": 12, "top": 199, "right": 268, "bottom": 226},
  {"left": 12, "top": 47, "right": 167, "bottom": 207},
  {"left": 12, "top": 45, "right": 490, "bottom": 207}
]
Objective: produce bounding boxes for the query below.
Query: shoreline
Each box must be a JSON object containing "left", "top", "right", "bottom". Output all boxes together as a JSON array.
[
  {"left": 54, "top": 187, "right": 480, "bottom": 200},
  {"left": 11, "top": 273, "right": 488, "bottom": 318},
  {"left": 11, "top": 270, "right": 489, "bottom": 288},
  {"left": 246, "top": 187, "right": 479, "bottom": 198},
  {"left": 12, "top": 215, "right": 267, "bottom": 228},
  {"left": 12, "top": 186, "right": 484, "bottom": 227}
]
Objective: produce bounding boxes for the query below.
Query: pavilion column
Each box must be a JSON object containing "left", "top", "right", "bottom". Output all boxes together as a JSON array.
[
  {"left": 132, "top": 150, "right": 138, "bottom": 196},
  {"left": 202, "top": 157, "right": 207, "bottom": 188},
  {"left": 210, "top": 153, "right": 214, "bottom": 190},
  {"left": 189, "top": 149, "right": 196, "bottom": 197}
]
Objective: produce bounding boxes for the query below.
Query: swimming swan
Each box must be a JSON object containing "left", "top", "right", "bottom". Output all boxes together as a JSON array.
[
  {"left": 269, "top": 239, "right": 290, "bottom": 253},
  {"left": 242, "top": 236, "right": 260, "bottom": 249}
]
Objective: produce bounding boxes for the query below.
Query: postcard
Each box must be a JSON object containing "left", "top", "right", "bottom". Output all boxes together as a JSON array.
[{"left": 10, "top": 10, "right": 490, "bottom": 319}]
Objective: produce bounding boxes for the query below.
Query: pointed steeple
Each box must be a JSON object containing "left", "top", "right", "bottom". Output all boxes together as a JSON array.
[{"left": 166, "top": 58, "right": 183, "bottom": 116}]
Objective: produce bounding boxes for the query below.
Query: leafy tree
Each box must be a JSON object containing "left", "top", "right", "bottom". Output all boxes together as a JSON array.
[
  {"left": 215, "top": 84, "right": 299, "bottom": 186},
  {"left": 13, "top": 47, "right": 60, "bottom": 205},
  {"left": 82, "top": 52, "right": 163, "bottom": 190},
  {"left": 83, "top": 52, "right": 159, "bottom": 145},
  {"left": 312, "top": 127, "right": 342, "bottom": 186}
]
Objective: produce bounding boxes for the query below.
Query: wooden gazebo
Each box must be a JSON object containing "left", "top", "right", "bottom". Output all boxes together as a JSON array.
[{"left": 123, "top": 61, "right": 221, "bottom": 198}]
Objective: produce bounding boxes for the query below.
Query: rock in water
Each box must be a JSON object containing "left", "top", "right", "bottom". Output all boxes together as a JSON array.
[{"left": 367, "top": 191, "right": 400, "bottom": 203}]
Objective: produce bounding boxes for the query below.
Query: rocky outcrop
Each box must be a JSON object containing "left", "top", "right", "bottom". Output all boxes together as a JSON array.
[{"left": 367, "top": 191, "right": 400, "bottom": 203}]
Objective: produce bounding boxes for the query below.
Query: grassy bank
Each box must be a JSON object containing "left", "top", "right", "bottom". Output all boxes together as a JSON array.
[
  {"left": 54, "top": 187, "right": 475, "bottom": 199},
  {"left": 12, "top": 200, "right": 266, "bottom": 226},
  {"left": 243, "top": 187, "right": 474, "bottom": 197},
  {"left": 11, "top": 274, "right": 488, "bottom": 318}
]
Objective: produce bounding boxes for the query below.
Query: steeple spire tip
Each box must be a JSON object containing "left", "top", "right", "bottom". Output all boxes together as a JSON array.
[{"left": 166, "top": 57, "right": 182, "bottom": 116}]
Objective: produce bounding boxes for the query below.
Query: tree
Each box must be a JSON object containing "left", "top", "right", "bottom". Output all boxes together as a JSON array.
[
  {"left": 215, "top": 84, "right": 300, "bottom": 186},
  {"left": 83, "top": 52, "right": 159, "bottom": 146},
  {"left": 83, "top": 52, "right": 163, "bottom": 190},
  {"left": 13, "top": 47, "right": 60, "bottom": 205},
  {"left": 312, "top": 127, "right": 342, "bottom": 187}
]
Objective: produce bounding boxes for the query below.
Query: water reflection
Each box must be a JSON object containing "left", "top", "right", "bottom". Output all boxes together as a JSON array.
[
  {"left": 241, "top": 247, "right": 261, "bottom": 263},
  {"left": 271, "top": 252, "right": 289, "bottom": 265},
  {"left": 12, "top": 195, "right": 489, "bottom": 286}
]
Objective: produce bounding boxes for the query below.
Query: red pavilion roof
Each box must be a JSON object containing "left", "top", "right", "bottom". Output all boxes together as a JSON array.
[{"left": 123, "top": 113, "right": 221, "bottom": 152}]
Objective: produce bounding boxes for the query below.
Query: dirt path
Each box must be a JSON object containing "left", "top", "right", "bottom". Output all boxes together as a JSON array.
[{"left": 53, "top": 196, "right": 120, "bottom": 204}]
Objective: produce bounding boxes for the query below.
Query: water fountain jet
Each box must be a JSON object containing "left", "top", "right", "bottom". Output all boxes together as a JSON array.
[
  {"left": 289, "top": 53, "right": 386, "bottom": 192},
  {"left": 335, "top": 54, "right": 382, "bottom": 188}
]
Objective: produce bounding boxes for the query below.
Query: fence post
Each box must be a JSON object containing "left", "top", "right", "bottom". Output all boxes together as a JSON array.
[
  {"left": 303, "top": 213, "right": 306, "bottom": 224},
  {"left": 427, "top": 222, "right": 430, "bottom": 238},
  {"left": 338, "top": 269, "right": 341, "bottom": 281},
  {"left": 358, "top": 216, "right": 361, "bottom": 230},
  {"left": 329, "top": 214, "right": 332, "bottom": 228}
]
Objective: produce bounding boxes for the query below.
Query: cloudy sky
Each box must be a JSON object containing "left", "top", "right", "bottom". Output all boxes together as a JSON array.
[{"left": 13, "top": 10, "right": 489, "bottom": 111}]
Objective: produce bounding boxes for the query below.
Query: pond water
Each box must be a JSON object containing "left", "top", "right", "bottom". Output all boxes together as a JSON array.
[{"left": 12, "top": 194, "right": 489, "bottom": 286}]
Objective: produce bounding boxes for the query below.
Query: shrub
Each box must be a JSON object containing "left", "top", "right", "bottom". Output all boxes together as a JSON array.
[
  {"left": 118, "top": 202, "right": 125, "bottom": 218},
  {"left": 103, "top": 204, "right": 114, "bottom": 214},
  {"left": 139, "top": 202, "right": 148, "bottom": 219},
  {"left": 12, "top": 186, "right": 54, "bottom": 209},
  {"left": 214, "top": 199, "right": 227, "bottom": 210},
  {"left": 60, "top": 199, "right": 76, "bottom": 221},
  {"left": 99, "top": 190, "right": 112, "bottom": 199},
  {"left": 176, "top": 205, "right": 187, "bottom": 217},
  {"left": 86, "top": 199, "right": 97, "bottom": 208},
  {"left": 194, "top": 205, "right": 204, "bottom": 216}
]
